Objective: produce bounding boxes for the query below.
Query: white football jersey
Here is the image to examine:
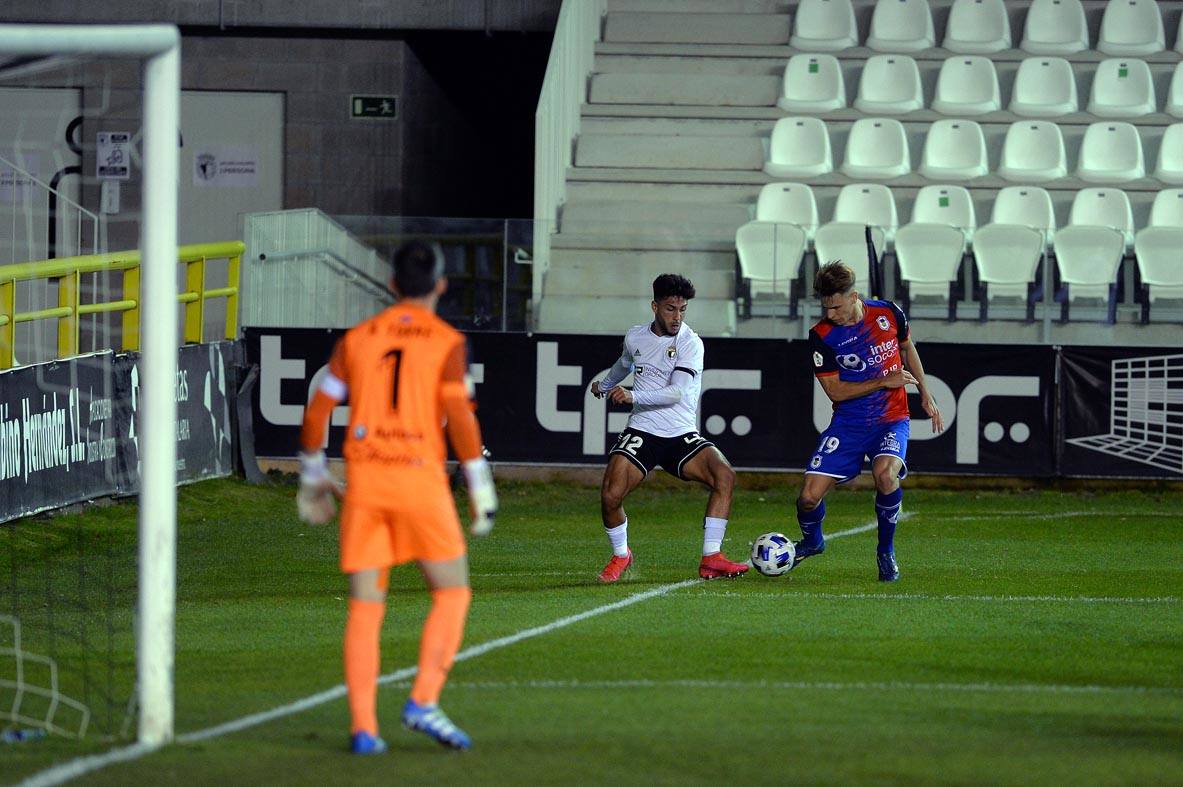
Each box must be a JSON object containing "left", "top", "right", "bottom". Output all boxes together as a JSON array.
[{"left": 619, "top": 322, "right": 704, "bottom": 437}]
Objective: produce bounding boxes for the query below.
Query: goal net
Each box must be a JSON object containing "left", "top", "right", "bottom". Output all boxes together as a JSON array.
[{"left": 0, "top": 24, "right": 180, "bottom": 746}]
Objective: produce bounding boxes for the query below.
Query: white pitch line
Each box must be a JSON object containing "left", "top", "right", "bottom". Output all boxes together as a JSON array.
[
  {"left": 690, "top": 591, "right": 1180, "bottom": 605},
  {"left": 379, "top": 678, "right": 1183, "bottom": 698},
  {"left": 932, "top": 511, "right": 1182, "bottom": 521},
  {"left": 18, "top": 514, "right": 891, "bottom": 786}
]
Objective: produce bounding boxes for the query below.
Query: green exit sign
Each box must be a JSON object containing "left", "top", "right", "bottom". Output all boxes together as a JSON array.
[{"left": 351, "top": 95, "right": 398, "bottom": 119}]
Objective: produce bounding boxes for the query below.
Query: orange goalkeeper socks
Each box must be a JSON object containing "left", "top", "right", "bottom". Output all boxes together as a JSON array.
[
  {"left": 344, "top": 598, "right": 386, "bottom": 734},
  {"left": 410, "top": 586, "right": 472, "bottom": 705}
]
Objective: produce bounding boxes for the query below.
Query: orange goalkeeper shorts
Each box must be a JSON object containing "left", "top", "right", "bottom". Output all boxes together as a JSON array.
[{"left": 339, "top": 490, "right": 466, "bottom": 573}]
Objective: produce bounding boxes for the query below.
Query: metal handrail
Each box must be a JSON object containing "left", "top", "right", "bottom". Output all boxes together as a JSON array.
[{"left": 0, "top": 240, "right": 243, "bottom": 369}]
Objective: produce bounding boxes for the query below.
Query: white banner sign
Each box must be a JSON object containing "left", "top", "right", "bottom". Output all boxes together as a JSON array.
[{"left": 193, "top": 146, "right": 259, "bottom": 188}]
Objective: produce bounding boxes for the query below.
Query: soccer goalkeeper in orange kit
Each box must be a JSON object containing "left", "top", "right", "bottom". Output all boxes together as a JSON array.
[{"left": 297, "top": 240, "right": 497, "bottom": 755}]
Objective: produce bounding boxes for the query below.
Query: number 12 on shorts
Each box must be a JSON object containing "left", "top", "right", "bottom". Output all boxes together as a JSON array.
[{"left": 615, "top": 432, "right": 643, "bottom": 455}]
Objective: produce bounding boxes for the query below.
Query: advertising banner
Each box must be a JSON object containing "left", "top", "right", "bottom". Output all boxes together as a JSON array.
[
  {"left": 244, "top": 329, "right": 1058, "bottom": 477},
  {"left": 1060, "top": 346, "right": 1182, "bottom": 478},
  {"left": 0, "top": 352, "right": 122, "bottom": 522}
]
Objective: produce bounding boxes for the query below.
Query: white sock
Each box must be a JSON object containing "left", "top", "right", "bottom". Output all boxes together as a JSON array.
[
  {"left": 703, "top": 516, "right": 727, "bottom": 556},
  {"left": 605, "top": 520, "right": 629, "bottom": 557}
]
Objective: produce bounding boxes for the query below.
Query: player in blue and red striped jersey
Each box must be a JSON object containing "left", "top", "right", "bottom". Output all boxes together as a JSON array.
[{"left": 793, "top": 261, "right": 944, "bottom": 581}]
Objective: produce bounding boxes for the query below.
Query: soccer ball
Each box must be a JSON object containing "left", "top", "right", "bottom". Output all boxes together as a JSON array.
[{"left": 751, "top": 532, "right": 796, "bottom": 577}]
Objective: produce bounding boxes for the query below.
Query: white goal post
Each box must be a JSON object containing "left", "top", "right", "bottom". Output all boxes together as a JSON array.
[{"left": 0, "top": 24, "right": 180, "bottom": 745}]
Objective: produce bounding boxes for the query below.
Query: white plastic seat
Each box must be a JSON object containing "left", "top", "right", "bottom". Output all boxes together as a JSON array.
[
  {"left": 840, "top": 118, "right": 911, "bottom": 179},
  {"left": 736, "top": 184, "right": 818, "bottom": 299},
  {"left": 778, "top": 54, "right": 846, "bottom": 113},
  {"left": 765, "top": 117, "right": 833, "bottom": 178},
  {"left": 973, "top": 186, "right": 1055, "bottom": 301},
  {"left": 943, "top": 0, "right": 1011, "bottom": 54},
  {"left": 1133, "top": 189, "right": 1183, "bottom": 303},
  {"left": 853, "top": 55, "right": 924, "bottom": 114},
  {"left": 919, "top": 119, "right": 989, "bottom": 180},
  {"left": 866, "top": 0, "right": 935, "bottom": 52},
  {"left": 814, "top": 183, "right": 899, "bottom": 291},
  {"left": 1077, "top": 122, "right": 1145, "bottom": 183},
  {"left": 791, "top": 0, "right": 858, "bottom": 51},
  {"left": 1097, "top": 0, "right": 1164, "bottom": 56},
  {"left": 931, "top": 56, "right": 1000, "bottom": 115},
  {"left": 1087, "top": 58, "right": 1156, "bottom": 118},
  {"left": 1164, "top": 62, "right": 1183, "bottom": 118},
  {"left": 1054, "top": 187, "right": 1133, "bottom": 302},
  {"left": 895, "top": 185, "right": 976, "bottom": 299},
  {"left": 1021, "top": 0, "right": 1088, "bottom": 55},
  {"left": 1009, "top": 58, "right": 1078, "bottom": 117},
  {"left": 1153, "top": 123, "right": 1183, "bottom": 184},
  {"left": 997, "top": 121, "right": 1067, "bottom": 182}
]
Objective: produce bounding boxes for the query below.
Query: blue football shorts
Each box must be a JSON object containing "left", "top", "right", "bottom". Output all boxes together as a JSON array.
[{"left": 805, "top": 417, "right": 910, "bottom": 484}]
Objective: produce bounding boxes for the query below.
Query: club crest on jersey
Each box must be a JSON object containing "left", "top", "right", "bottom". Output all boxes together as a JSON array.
[
  {"left": 838, "top": 354, "right": 867, "bottom": 371},
  {"left": 635, "top": 365, "right": 645, "bottom": 375},
  {"left": 813, "top": 352, "right": 824, "bottom": 368},
  {"left": 667, "top": 346, "right": 677, "bottom": 359},
  {"left": 876, "top": 315, "right": 890, "bottom": 331}
]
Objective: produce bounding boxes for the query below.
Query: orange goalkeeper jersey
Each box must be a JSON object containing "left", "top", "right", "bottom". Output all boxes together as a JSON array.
[{"left": 325, "top": 302, "right": 471, "bottom": 506}]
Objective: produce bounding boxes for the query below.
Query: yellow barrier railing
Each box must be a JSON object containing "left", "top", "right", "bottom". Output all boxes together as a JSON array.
[{"left": 0, "top": 241, "right": 243, "bottom": 370}]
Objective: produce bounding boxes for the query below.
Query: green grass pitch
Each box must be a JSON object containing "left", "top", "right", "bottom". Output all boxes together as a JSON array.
[{"left": 3, "top": 477, "right": 1182, "bottom": 786}]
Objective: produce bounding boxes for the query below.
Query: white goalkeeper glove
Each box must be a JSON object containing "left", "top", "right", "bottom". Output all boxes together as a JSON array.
[
  {"left": 462, "top": 457, "right": 498, "bottom": 536},
  {"left": 297, "top": 450, "right": 344, "bottom": 525}
]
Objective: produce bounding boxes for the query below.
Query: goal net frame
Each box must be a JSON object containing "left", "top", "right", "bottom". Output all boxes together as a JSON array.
[{"left": 0, "top": 23, "right": 180, "bottom": 745}]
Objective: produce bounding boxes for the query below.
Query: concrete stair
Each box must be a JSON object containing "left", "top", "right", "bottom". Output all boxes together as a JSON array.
[{"left": 603, "top": 12, "right": 791, "bottom": 45}]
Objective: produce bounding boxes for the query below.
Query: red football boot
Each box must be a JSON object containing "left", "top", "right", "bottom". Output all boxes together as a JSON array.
[
  {"left": 698, "top": 551, "right": 749, "bottom": 579},
  {"left": 598, "top": 550, "right": 633, "bottom": 583}
]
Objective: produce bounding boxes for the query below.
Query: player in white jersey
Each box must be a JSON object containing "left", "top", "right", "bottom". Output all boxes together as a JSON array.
[{"left": 590, "top": 274, "right": 749, "bottom": 582}]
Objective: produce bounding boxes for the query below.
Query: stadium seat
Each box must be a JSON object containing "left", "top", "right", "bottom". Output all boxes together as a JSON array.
[
  {"left": 931, "top": 56, "right": 1001, "bottom": 115},
  {"left": 1077, "top": 122, "right": 1146, "bottom": 183},
  {"left": 866, "top": 0, "right": 935, "bottom": 52},
  {"left": 1020, "top": 0, "right": 1089, "bottom": 55},
  {"left": 1165, "top": 62, "right": 1183, "bottom": 118},
  {"left": 1054, "top": 187, "right": 1133, "bottom": 319},
  {"left": 853, "top": 55, "right": 924, "bottom": 114},
  {"left": 1153, "top": 123, "right": 1183, "bottom": 184},
  {"left": 895, "top": 185, "right": 975, "bottom": 310},
  {"left": 1133, "top": 189, "right": 1183, "bottom": 316},
  {"left": 942, "top": 0, "right": 1011, "bottom": 54},
  {"left": 973, "top": 186, "right": 1055, "bottom": 318},
  {"left": 840, "top": 118, "right": 911, "bottom": 179},
  {"left": 735, "top": 183, "right": 817, "bottom": 316},
  {"left": 791, "top": 0, "right": 859, "bottom": 51},
  {"left": 778, "top": 54, "right": 846, "bottom": 113},
  {"left": 1009, "top": 57, "right": 1078, "bottom": 117},
  {"left": 1097, "top": 0, "right": 1164, "bottom": 56},
  {"left": 1087, "top": 58, "right": 1156, "bottom": 118},
  {"left": 765, "top": 117, "right": 833, "bottom": 178},
  {"left": 919, "top": 119, "right": 989, "bottom": 180},
  {"left": 997, "top": 121, "right": 1067, "bottom": 182},
  {"left": 814, "top": 183, "right": 899, "bottom": 291}
]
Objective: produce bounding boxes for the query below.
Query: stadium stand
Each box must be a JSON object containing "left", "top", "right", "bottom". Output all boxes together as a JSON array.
[
  {"left": 545, "top": 0, "right": 1183, "bottom": 336},
  {"left": 1133, "top": 188, "right": 1183, "bottom": 319}
]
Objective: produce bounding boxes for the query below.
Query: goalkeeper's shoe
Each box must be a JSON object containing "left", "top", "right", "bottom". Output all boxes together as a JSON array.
[
  {"left": 877, "top": 551, "right": 900, "bottom": 582},
  {"left": 698, "top": 551, "right": 749, "bottom": 580},
  {"left": 791, "top": 538, "right": 826, "bottom": 567},
  {"left": 597, "top": 550, "right": 633, "bottom": 583},
  {"left": 350, "top": 730, "right": 388, "bottom": 755},
  {"left": 401, "top": 700, "right": 471, "bottom": 750}
]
